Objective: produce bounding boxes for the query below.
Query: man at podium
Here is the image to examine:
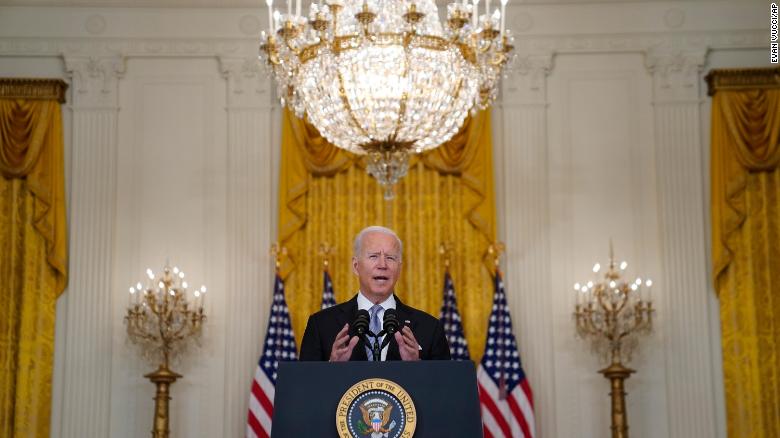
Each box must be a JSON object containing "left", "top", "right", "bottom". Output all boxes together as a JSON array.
[{"left": 300, "top": 225, "right": 451, "bottom": 362}]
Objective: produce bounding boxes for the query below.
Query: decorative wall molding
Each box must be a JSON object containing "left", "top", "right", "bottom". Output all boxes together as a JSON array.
[
  {"left": 512, "top": 29, "right": 766, "bottom": 54},
  {"left": 499, "top": 104, "right": 555, "bottom": 436},
  {"left": 63, "top": 55, "right": 125, "bottom": 108},
  {"left": 650, "top": 51, "right": 718, "bottom": 435},
  {"left": 496, "top": 42, "right": 555, "bottom": 436},
  {"left": 0, "top": 2, "right": 763, "bottom": 39},
  {"left": 221, "top": 108, "right": 275, "bottom": 437},
  {"left": 60, "top": 111, "right": 119, "bottom": 438},
  {"left": 521, "top": 52, "right": 675, "bottom": 437},
  {"left": 218, "top": 56, "right": 272, "bottom": 109},
  {"left": 84, "top": 14, "right": 108, "bottom": 36},
  {"left": 0, "top": 29, "right": 766, "bottom": 59},
  {"left": 219, "top": 54, "right": 276, "bottom": 437},
  {"left": 653, "top": 103, "right": 718, "bottom": 437},
  {"left": 103, "top": 63, "right": 231, "bottom": 435},
  {"left": 645, "top": 49, "right": 707, "bottom": 103},
  {"left": 502, "top": 53, "right": 553, "bottom": 106},
  {"left": 0, "top": 38, "right": 255, "bottom": 57},
  {"left": 57, "top": 52, "right": 124, "bottom": 438},
  {"left": 663, "top": 8, "right": 686, "bottom": 30}
]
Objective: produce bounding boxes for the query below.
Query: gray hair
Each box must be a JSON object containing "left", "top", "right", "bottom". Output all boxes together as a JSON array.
[{"left": 353, "top": 226, "right": 403, "bottom": 260}]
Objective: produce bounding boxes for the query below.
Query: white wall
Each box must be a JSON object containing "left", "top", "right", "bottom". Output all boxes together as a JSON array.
[
  {"left": 492, "top": 3, "right": 771, "bottom": 436},
  {"left": 0, "top": 2, "right": 770, "bottom": 437}
]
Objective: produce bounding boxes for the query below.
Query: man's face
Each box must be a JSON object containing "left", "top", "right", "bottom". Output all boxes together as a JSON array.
[{"left": 352, "top": 231, "right": 402, "bottom": 303}]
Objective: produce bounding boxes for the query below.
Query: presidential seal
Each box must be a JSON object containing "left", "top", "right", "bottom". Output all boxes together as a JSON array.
[{"left": 336, "top": 378, "right": 416, "bottom": 438}]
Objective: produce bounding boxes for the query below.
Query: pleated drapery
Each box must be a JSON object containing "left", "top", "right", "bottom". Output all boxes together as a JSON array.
[
  {"left": 278, "top": 109, "right": 498, "bottom": 362},
  {"left": 708, "top": 68, "right": 780, "bottom": 438},
  {"left": 0, "top": 78, "right": 68, "bottom": 438}
]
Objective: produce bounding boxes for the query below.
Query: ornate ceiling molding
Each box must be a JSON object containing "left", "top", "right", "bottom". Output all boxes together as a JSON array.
[
  {"left": 2, "top": 30, "right": 766, "bottom": 109},
  {"left": 0, "top": 29, "right": 767, "bottom": 59},
  {"left": 0, "top": 38, "right": 251, "bottom": 57},
  {"left": 511, "top": 30, "right": 766, "bottom": 54}
]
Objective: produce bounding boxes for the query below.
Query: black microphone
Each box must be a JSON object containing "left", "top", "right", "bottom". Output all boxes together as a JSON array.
[
  {"left": 352, "top": 309, "right": 382, "bottom": 361},
  {"left": 379, "top": 309, "right": 404, "bottom": 351},
  {"left": 382, "top": 308, "right": 401, "bottom": 336},
  {"left": 352, "top": 309, "right": 371, "bottom": 337}
]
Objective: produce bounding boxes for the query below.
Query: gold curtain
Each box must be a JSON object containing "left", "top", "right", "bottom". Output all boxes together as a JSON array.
[
  {"left": 278, "top": 109, "right": 497, "bottom": 362},
  {"left": 708, "top": 68, "right": 780, "bottom": 438},
  {"left": 0, "top": 79, "right": 68, "bottom": 438}
]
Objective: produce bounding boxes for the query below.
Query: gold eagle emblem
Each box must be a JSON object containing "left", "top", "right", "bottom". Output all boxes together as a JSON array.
[{"left": 360, "top": 403, "right": 393, "bottom": 434}]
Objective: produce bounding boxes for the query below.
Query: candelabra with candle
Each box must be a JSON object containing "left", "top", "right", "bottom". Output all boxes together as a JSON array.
[
  {"left": 573, "top": 244, "right": 654, "bottom": 438},
  {"left": 125, "top": 265, "right": 207, "bottom": 438}
]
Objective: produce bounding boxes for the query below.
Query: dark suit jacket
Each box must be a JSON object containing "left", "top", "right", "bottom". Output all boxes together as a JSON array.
[{"left": 299, "top": 294, "right": 451, "bottom": 361}]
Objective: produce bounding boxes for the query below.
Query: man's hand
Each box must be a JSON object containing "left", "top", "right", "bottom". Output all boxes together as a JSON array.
[
  {"left": 329, "top": 323, "right": 359, "bottom": 362},
  {"left": 395, "top": 326, "right": 421, "bottom": 361}
]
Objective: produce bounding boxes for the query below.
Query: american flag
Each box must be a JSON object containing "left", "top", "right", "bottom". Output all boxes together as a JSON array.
[
  {"left": 439, "top": 270, "right": 471, "bottom": 361},
  {"left": 321, "top": 270, "right": 337, "bottom": 309},
  {"left": 478, "top": 270, "right": 535, "bottom": 438},
  {"left": 247, "top": 274, "right": 297, "bottom": 438}
]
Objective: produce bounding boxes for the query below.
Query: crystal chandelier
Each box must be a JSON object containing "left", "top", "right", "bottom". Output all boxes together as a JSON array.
[{"left": 260, "top": 0, "right": 513, "bottom": 198}]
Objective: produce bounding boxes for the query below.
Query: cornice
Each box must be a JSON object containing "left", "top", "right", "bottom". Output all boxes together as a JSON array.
[
  {"left": 0, "top": 29, "right": 766, "bottom": 58},
  {"left": 0, "top": 37, "right": 254, "bottom": 57},
  {"left": 512, "top": 29, "right": 765, "bottom": 54}
]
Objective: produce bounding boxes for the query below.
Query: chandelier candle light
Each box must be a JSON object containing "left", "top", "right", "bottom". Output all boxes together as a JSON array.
[
  {"left": 125, "top": 265, "right": 207, "bottom": 438},
  {"left": 259, "top": 0, "right": 514, "bottom": 198},
  {"left": 573, "top": 244, "right": 654, "bottom": 438}
]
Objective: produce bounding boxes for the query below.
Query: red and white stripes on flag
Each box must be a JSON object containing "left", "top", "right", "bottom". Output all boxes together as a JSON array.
[
  {"left": 439, "top": 270, "right": 471, "bottom": 361},
  {"left": 478, "top": 271, "right": 535, "bottom": 438},
  {"left": 321, "top": 270, "right": 337, "bottom": 309},
  {"left": 247, "top": 274, "right": 297, "bottom": 438}
]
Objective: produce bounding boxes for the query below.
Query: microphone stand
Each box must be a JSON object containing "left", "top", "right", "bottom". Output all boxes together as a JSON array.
[
  {"left": 356, "top": 329, "right": 383, "bottom": 362},
  {"left": 379, "top": 330, "right": 394, "bottom": 351},
  {"left": 375, "top": 326, "right": 399, "bottom": 359},
  {"left": 353, "top": 331, "right": 374, "bottom": 360},
  {"left": 371, "top": 332, "right": 382, "bottom": 362},
  {"left": 364, "top": 323, "right": 402, "bottom": 361}
]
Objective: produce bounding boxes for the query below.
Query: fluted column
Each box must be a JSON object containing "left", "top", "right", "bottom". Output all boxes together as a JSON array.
[
  {"left": 58, "top": 55, "right": 125, "bottom": 438},
  {"left": 497, "top": 54, "right": 555, "bottom": 437},
  {"left": 645, "top": 49, "right": 720, "bottom": 438},
  {"left": 218, "top": 56, "right": 277, "bottom": 438}
]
